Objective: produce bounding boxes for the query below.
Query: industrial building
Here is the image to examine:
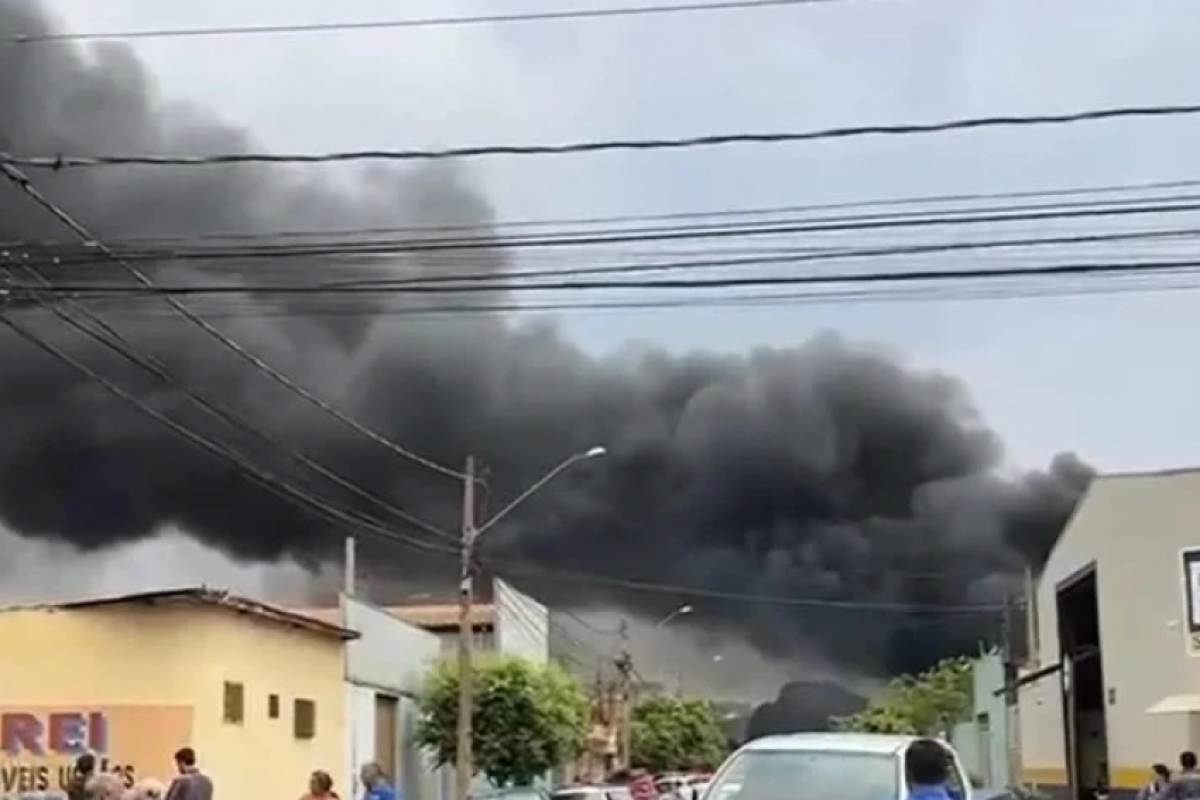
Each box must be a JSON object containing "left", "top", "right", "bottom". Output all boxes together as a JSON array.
[
  {"left": 0, "top": 587, "right": 355, "bottom": 800},
  {"left": 390, "top": 577, "right": 551, "bottom": 662},
  {"left": 391, "top": 602, "right": 496, "bottom": 652},
  {"left": 1016, "top": 468, "right": 1200, "bottom": 800}
]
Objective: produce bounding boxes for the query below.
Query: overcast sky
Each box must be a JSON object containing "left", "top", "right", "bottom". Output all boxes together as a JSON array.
[{"left": 36, "top": 0, "right": 1200, "bottom": 472}]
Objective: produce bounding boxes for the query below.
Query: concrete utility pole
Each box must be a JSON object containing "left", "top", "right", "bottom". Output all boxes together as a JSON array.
[
  {"left": 455, "top": 455, "right": 478, "bottom": 800},
  {"left": 343, "top": 536, "right": 357, "bottom": 597},
  {"left": 615, "top": 618, "right": 634, "bottom": 769},
  {"left": 453, "top": 447, "right": 607, "bottom": 800}
]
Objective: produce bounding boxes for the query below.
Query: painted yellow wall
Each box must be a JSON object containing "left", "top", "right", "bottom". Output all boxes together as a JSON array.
[
  {"left": 0, "top": 604, "right": 345, "bottom": 800},
  {"left": 0, "top": 606, "right": 210, "bottom": 705},
  {"left": 189, "top": 608, "right": 345, "bottom": 800}
]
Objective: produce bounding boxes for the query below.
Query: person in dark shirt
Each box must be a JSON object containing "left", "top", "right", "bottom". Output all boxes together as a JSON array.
[
  {"left": 905, "top": 739, "right": 953, "bottom": 800},
  {"left": 164, "top": 747, "right": 213, "bottom": 800},
  {"left": 66, "top": 753, "right": 96, "bottom": 800}
]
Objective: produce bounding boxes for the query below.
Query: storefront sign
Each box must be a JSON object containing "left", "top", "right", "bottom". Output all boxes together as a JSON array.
[{"left": 0, "top": 706, "right": 192, "bottom": 799}]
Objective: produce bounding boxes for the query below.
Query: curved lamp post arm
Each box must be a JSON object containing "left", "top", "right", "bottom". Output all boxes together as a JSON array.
[
  {"left": 653, "top": 604, "right": 694, "bottom": 630},
  {"left": 474, "top": 446, "right": 606, "bottom": 538}
]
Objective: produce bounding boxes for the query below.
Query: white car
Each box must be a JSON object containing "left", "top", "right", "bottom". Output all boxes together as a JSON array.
[{"left": 701, "top": 733, "right": 973, "bottom": 800}]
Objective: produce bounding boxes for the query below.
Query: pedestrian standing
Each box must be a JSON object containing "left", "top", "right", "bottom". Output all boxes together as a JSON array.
[
  {"left": 164, "top": 748, "right": 213, "bottom": 800},
  {"left": 67, "top": 753, "right": 97, "bottom": 800},
  {"left": 1164, "top": 752, "right": 1200, "bottom": 800},
  {"left": 1139, "top": 765, "right": 1172, "bottom": 800},
  {"left": 303, "top": 770, "right": 340, "bottom": 800},
  {"left": 903, "top": 739, "right": 953, "bottom": 800},
  {"left": 359, "top": 763, "right": 399, "bottom": 800}
]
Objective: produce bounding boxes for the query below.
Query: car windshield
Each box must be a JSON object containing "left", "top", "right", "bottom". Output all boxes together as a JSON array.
[{"left": 705, "top": 749, "right": 898, "bottom": 800}]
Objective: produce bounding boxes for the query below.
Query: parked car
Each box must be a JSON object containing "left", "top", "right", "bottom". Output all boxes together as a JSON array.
[
  {"left": 474, "top": 788, "right": 550, "bottom": 800},
  {"left": 703, "top": 733, "right": 974, "bottom": 800},
  {"left": 551, "top": 785, "right": 633, "bottom": 800},
  {"left": 686, "top": 778, "right": 710, "bottom": 800}
]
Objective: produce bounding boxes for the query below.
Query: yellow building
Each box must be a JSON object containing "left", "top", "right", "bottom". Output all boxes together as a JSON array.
[{"left": 0, "top": 587, "right": 357, "bottom": 800}]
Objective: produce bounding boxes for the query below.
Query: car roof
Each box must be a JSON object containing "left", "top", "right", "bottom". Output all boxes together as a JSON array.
[
  {"left": 736, "top": 732, "right": 924, "bottom": 756},
  {"left": 552, "top": 788, "right": 622, "bottom": 795}
]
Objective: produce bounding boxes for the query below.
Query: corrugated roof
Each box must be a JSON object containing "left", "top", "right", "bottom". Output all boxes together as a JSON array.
[
  {"left": 31, "top": 587, "right": 359, "bottom": 640},
  {"left": 294, "top": 607, "right": 342, "bottom": 626}
]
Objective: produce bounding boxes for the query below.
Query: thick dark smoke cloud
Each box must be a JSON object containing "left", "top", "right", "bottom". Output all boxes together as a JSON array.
[
  {"left": 745, "top": 682, "right": 866, "bottom": 740},
  {"left": 0, "top": 0, "right": 1093, "bottom": 677}
]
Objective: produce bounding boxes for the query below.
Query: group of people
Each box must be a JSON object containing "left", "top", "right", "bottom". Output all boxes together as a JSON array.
[
  {"left": 65, "top": 746, "right": 401, "bottom": 800},
  {"left": 66, "top": 747, "right": 210, "bottom": 800},
  {"left": 1140, "top": 752, "right": 1200, "bottom": 800}
]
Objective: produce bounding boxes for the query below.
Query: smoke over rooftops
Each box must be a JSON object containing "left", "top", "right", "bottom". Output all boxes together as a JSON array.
[{"left": 0, "top": 0, "right": 1091, "bottom": 678}]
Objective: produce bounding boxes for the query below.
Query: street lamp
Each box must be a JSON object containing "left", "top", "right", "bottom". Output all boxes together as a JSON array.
[
  {"left": 474, "top": 445, "right": 607, "bottom": 536},
  {"left": 654, "top": 603, "right": 694, "bottom": 629},
  {"left": 455, "top": 445, "right": 606, "bottom": 800}
]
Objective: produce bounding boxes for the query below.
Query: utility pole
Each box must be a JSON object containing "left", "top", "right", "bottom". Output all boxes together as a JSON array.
[
  {"left": 455, "top": 455, "right": 478, "bottom": 800},
  {"left": 343, "top": 536, "right": 357, "bottom": 597},
  {"left": 614, "top": 618, "right": 633, "bottom": 769},
  {"left": 448, "top": 446, "right": 605, "bottom": 799}
]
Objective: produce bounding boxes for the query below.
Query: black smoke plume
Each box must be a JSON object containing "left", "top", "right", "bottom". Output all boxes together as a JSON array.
[{"left": 0, "top": 0, "right": 1092, "bottom": 677}]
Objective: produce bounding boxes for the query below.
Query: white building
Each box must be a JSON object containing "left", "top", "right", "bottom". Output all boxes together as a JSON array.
[
  {"left": 1015, "top": 468, "right": 1200, "bottom": 799},
  {"left": 304, "top": 595, "right": 447, "bottom": 800},
  {"left": 302, "top": 578, "right": 551, "bottom": 800}
]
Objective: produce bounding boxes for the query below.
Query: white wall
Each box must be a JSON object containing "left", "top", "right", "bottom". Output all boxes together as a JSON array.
[
  {"left": 343, "top": 593, "right": 442, "bottom": 693},
  {"left": 339, "top": 594, "right": 446, "bottom": 800},
  {"left": 1017, "top": 470, "right": 1200, "bottom": 790},
  {"left": 494, "top": 578, "right": 550, "bottom": 662}
]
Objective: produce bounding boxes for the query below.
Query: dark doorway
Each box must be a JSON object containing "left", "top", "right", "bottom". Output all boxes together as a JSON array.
[{"left": 1056, "top": 566, "right": 1109, "bottom": 800}]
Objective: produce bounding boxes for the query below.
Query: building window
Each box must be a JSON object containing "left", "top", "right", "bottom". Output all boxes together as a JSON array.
[
  {"left": 267, "top": 694, "right": 280, "bottom": 719},
  {"left": 223, "top": 682, "right": 245, "bottom": 724},
  {"left": 294, "top": 698, "right": 317, "bottom": 739}
]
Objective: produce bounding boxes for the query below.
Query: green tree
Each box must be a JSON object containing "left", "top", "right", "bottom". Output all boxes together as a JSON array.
[
  {"left": 630, "top": 694, "right": 729, "bottom": 773},
  {"left": 415, "top": 654, "right": 588, "bottom": 787},
  {"left": 832, "top": 656, "right": 974, "bottom": 735}
]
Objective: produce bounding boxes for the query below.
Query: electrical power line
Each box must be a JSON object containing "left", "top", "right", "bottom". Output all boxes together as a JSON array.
[
  {"left": 8, "top": 174, "right": 1199, "bottom": 247},
  {"left": 27, "top": 256, "right": 1200, "bottom": 298},
  {"left": 19, "top": 194, "right": 1200, "bottom": 270},
  {"left": 1, "top": 258, "right": 459, "bottom": 546},
  {"left": 0, "top": 156, "right": 469, "bottom": 482},
  {"left": 7, "top": 103, "right": 1200, "bottom": 169},
  {"left": 41, "top": 274, "right": 1197, "bottom": 321},
  {"left": 0, "top": 311, "right": 460, "bottom": 558},
  {"left": 491, "top": 558, "right": 1007, "bottom": 612},
  {"left": 3, "top": 0, "right": 837, "bottom": 44}
]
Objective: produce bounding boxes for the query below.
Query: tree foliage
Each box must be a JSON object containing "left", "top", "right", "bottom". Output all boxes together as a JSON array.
[
  {"left": 831, "top": 656, "right": 973, "bottom": 735},
  {"left": 415, "top": 654, "right": 588, "bottom": 787},
  {"left": 630, "top": 694, "right": 728, "bottom": 773}
]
